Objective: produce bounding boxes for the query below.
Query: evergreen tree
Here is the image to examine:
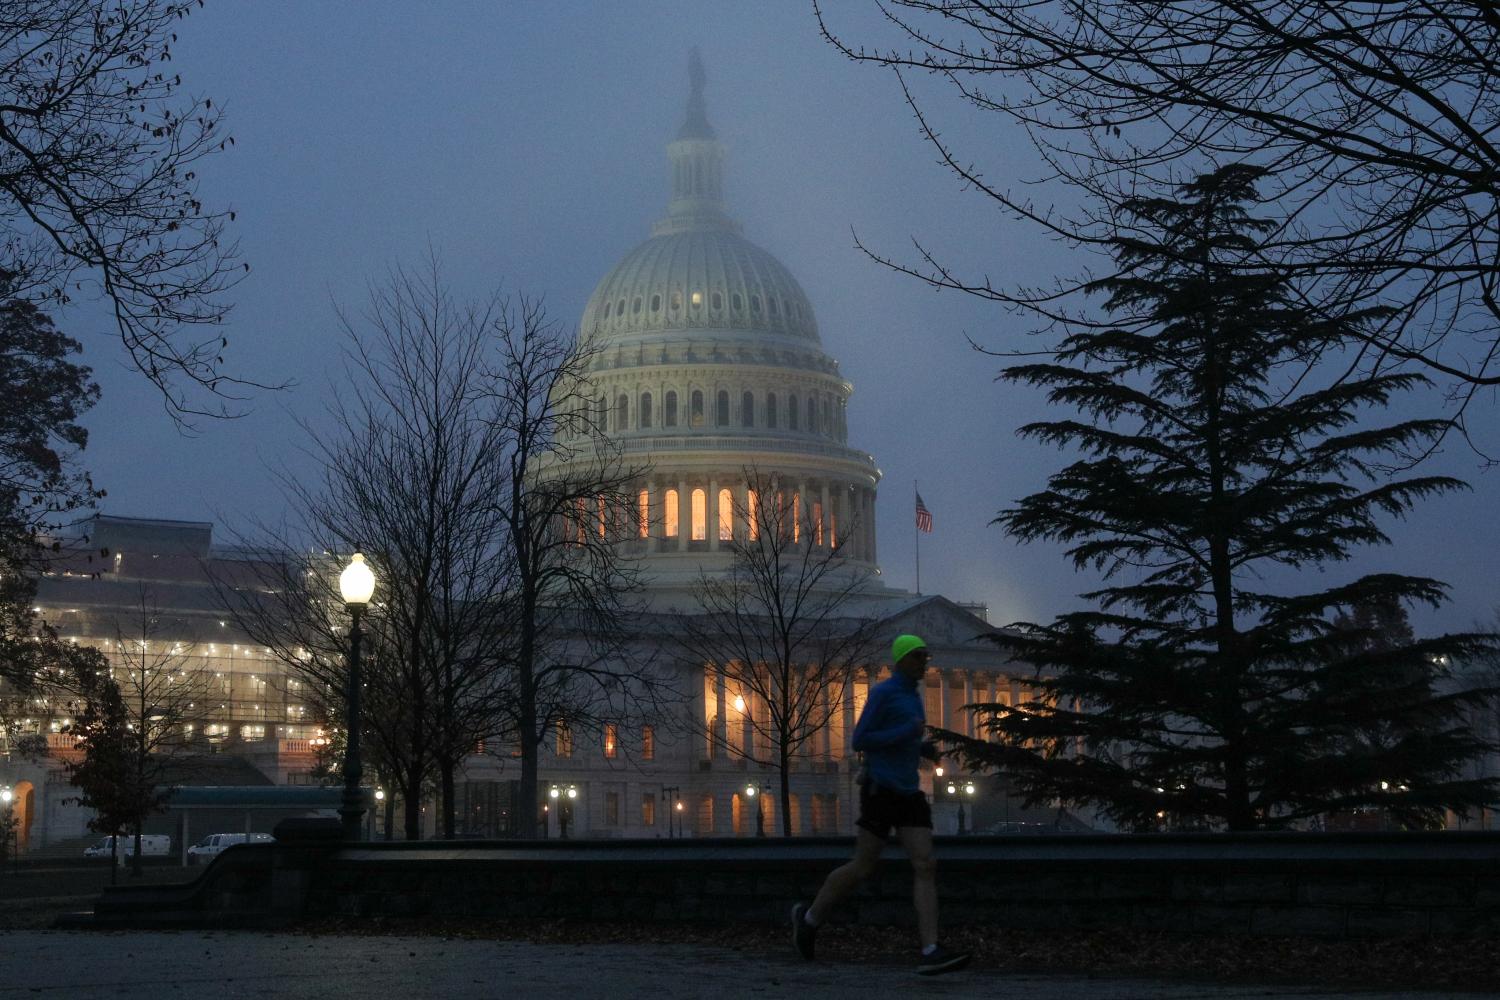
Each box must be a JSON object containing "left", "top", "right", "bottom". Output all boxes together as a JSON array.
[
  {"left": 944, "top": 166, "right": 1498, "bottom": 831},
  {"left": 63, "top": 648, "right": 145, "bottom": 881}
]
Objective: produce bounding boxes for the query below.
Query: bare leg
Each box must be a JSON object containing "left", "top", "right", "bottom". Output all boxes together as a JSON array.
[
  {"left": 807, "top": 827, "right": 885, "bottom": 923},
  {"left": 897, "top": 825, "right": 938, "bottom": 949}
]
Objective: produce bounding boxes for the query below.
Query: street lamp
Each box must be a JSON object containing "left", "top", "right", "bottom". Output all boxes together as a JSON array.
[
  {"left": 661, "top": 785, "right": 681, "bottom": 838},
  {"left": 338, "top": 552, "right": 375, "bottom": 842},
  {"left": 946, "top": 778, "right": 976, "bottom": 835},
  {"left": 744, "top": 782, "right": 765, "bottom": 837},
  {"left": 549, "top": 784, "right": 577, "bottom": 838}
]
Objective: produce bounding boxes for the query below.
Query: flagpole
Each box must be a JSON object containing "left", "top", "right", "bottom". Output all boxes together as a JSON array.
[{"left": 914, "top": 479, "right": 921, "bottom": 596}]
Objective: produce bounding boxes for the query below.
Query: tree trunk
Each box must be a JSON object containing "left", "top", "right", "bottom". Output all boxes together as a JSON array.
[
  {"left": 518, "top": 720, "right": 539, "bottom": 839},
  {"left": 780, "top": 743, "right": 792, "bottom": 837},
  {"left": 440, "top": 758, "right": 456, "bottom": 840},
  {"left": 403, "top": 761, "right": 423, "bottom": 840}
]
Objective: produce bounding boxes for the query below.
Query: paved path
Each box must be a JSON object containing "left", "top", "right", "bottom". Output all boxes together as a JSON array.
[{"left": 0, "top": 931, "right": 1477, "bottom": 999}]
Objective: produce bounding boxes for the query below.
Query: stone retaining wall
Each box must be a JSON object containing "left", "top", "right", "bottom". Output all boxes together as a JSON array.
[{"left": 292, "top": 832, "right": 1500, "bottom": 938}]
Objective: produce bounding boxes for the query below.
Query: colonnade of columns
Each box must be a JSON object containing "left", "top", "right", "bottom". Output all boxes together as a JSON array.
[
  {"left": 634, "top": 474, "right": 878, "bottom": 564},
  {"left": 699, "top": 663, "right": 1027, "bottom": 762}
]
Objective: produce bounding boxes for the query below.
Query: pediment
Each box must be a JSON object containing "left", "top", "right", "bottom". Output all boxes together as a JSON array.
[{"left": 874, "top": 595, "right": 994, "bottom": 650}]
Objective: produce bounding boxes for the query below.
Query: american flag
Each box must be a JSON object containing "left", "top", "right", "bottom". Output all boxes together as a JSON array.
[{"left": 915, "top": 491, "right": 933, "bottom": 533}]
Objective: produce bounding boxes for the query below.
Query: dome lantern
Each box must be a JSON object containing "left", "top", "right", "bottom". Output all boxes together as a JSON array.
[{"left": 659, "top": 49, "right": 736, "bottom": 236}]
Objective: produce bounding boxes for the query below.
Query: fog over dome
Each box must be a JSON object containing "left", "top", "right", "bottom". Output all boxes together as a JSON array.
[{"left": 566, "top": 51, "right": 883, "bottom": 596}]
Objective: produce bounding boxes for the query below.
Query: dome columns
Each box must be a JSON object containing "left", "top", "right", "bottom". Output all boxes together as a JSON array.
[{"left": 627, "top": 473, "right": 876, "bottom": 566}]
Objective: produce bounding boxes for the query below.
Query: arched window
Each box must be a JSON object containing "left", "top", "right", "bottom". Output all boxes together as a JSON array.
[
  {"left": 665, "top": 391, "right": 678, "bottom": 428},
  {"left": 639, "top": 392, "right": 652, "bottom": 430},
  {"left": 716, "top": 390, "right": 729, "bottom": 427},
  {"left": 691, "top": 390, "right": 705, "bottom": 428},
  {"left": 665, "top": 489, "right": 680, "bottom": 538},
  {"left": 596, "top": 395, "right": 608, "bottom": 431},
  {"left": 691, "top": 488, "right": 707, "bottom": 541},
  {"left": 741, "top": 391, "right": 754, "bottom": 427},
  {"left": 821, "top": 398, "right": 831, "bottom": 435},
  {"left": 637, "top": 490, "right": 650, "bottom": 539},
  {"left": 806, "top": 397, "right": 816, "bottom": 433},
  {"left": 616, "top": 394, "right": 629, "bottom": 431},
  {"left": 718, "top": 488, "right": 733, "bottom": 541},
  {"left": 747, "top": 489, "right": 760, "bottom": 541},
  {"left": 788, "top": 394, "right": 799, "bottom": 431},
  {"left": 765, "top": 392, "right": 777, "bottom": 429}
]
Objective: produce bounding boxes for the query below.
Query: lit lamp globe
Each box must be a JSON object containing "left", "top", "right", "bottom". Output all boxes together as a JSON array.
[
  {"left": 0, "top": 788, "right": 11, "bottom": 805},
  {"left": 340, "top": 553, "right": 376, "bottom": 606}
]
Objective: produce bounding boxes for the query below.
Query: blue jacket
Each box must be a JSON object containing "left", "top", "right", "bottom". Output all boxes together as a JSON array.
[{"left": 852, "top": 672, "right": 925, "bottom": 794}]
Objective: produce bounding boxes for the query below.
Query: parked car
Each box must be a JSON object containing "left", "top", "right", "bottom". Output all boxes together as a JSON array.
[
  {"left": 83, "top": 834, "right": 172, "bottom": 861},
  {"left": 185, "top": 832, "right": 274, "bottom": 865}
]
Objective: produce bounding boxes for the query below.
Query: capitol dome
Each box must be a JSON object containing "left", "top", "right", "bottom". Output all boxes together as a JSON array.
[
  {"left": 559, "top": 53, "right": 882, "bottom": 593},
  {"left": 582, "top": 227, "right": 820, "bottom": 344}
]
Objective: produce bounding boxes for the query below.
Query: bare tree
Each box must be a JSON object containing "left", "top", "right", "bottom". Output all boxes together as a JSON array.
[
  {"left": 0, "top": 1, "right": 263, "bottom": 419},
  {"left": 102, "top": 586, "right": 208, "bottom": 873},
  {"left": 487, "top": 301, "right": 663, "bottom": 839},
  {"left": 218, "top": 258, "right": 520, "bottom": 839},
  {"left": 673, "top": 468, "right": 877, "bottom": 836},
  {"left": 816, "top": 1, "right": 1500, "bottom": 449}
]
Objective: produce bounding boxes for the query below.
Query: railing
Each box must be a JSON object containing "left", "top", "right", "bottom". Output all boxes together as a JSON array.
[
  {"left": 280, "top": 739, "right": 314, "bottom": 755},
  {"left": 46, "top": 733, "right": 82, "bottom": 751}
]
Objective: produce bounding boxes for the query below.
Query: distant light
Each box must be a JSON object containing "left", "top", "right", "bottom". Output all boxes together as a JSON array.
[{"left": 732, "top": 694, "right": 746, "bottom": 713}]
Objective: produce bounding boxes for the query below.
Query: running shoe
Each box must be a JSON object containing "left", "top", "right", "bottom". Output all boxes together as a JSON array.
[
  {"left": 916, "top": 945, "right": 971, "bottom": 976},
  {"left": 790, "top": 902, "right": 817, "bottom": 960}
]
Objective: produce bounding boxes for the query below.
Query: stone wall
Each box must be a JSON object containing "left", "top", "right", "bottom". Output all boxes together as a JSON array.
[{"left": 292, "top": 831, "right": 1500, "bottom": 938}]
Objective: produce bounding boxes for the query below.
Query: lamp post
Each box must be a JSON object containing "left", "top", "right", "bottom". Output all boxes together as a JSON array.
[
  {"left": 744, "top": 782, "right": 765, "bottom": 837},
  {"left": 660, "top": 785, "right": 680, "bottom": 838},
  {"left": 549, "top": 784, "right": 577, "bottom": 838},
  {"left": 946, "top": 779, "right": 976, "bottom": 835},
  {"left": 338, "top": 553, "right": 375, "bottom": 842}
]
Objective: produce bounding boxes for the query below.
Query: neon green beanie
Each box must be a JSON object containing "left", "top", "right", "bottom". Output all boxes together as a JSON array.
[{"left": 891, "top": 633, "right": 927, "bottom": 665}]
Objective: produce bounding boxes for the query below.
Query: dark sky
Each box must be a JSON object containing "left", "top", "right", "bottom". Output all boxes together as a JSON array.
[{"left": 68, "top": 2, "right": 1498, "bottom": 636}]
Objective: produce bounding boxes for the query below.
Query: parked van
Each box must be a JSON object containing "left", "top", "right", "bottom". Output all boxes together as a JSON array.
[
  {"left": 186, "top": 832, "right": 274, "bottom": 865},
  {"left": 82, "top": 835, "right": 172, "bottom": 861}
]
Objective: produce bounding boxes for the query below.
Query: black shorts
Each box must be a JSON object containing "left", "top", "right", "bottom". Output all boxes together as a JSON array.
[{"left": 856, "top": 781, "right": 932, "bottom": 838}]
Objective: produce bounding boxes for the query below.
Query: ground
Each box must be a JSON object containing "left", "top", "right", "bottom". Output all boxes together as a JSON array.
[
  {"left": 3, "top": 864, "right": 1496, "bottom": 996},
  {"left": 0, "top": 931, "right": 1484, "bottom": 1000}
]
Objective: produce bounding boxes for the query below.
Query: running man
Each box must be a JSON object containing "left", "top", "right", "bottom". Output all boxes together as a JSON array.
[{"left": 791, "top": 633, "right": 971, "bottom": 976}]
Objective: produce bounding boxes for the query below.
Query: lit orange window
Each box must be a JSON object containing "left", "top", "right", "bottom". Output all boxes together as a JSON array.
[
  {"left": 814, "top": 501, "right": 824, "bottom": 546},
  {"left": 637, "top": 490, "right": 649, "bottom": 538},
  {"left": 642, "top": 725, "right": 655, "bottom": 760},
  {"left": 718, "top": 488, "right": 733, "bottom": 541},
  {"left": 665, "top": 489, "right": 679, "bottom": 537},
  {"left": 830, "top": 512, "right": 837, "bottom": 548},
  {"left": 603, "top": 723, "right": 618, "bottom": 759},
  {"left": 747, "top": 489, "right": 759, "bottom": 540},
  {"left": 691, "top": 488, "right": 707, "bottom": 541},
  {"left": 793, "top": 493, "right": 801, "bottom": 542},
  {"left": 597, "top": 495, "right": 607, "bottom": 539}
]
